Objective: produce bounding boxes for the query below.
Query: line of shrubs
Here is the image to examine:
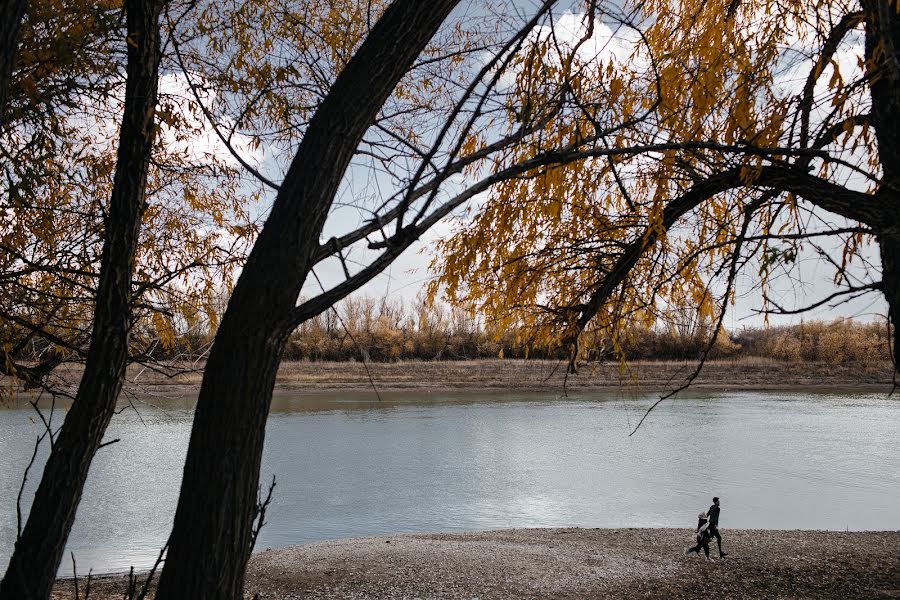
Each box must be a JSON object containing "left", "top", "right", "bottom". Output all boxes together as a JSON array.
[
  {"left": 30, "top": 296, "right": 877, "bottom": 364},
  {"left": 271, "top": 297, "right": 890, "bottom": 363}
]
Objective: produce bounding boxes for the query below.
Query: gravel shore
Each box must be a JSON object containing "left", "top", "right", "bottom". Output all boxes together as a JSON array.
[{"left": 52, "top": 528, "right": 900, "bottom": 599}]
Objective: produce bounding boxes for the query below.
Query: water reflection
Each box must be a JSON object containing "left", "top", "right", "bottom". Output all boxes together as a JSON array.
[{"left": 0, "top": 390, "right": 897, "bottom": 575}]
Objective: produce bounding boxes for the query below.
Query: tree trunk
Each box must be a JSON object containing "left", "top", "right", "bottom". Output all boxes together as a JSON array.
[
  {"left": 0, "top": 0, "right": 25, "bottom": 124},
  {"left": 863, "top": 0, "right": 900, "bottom": 371},
  {"left": 154, "top": 2, "right": 459, "bottom": 597},
  {"left": 879, "top": 235, "right": 900, "bottom": 366},
  {"left": 862, "top": 0, "right": 900, "bottom": 181},
  {"left": 0, "top": 1, "right": 162, "bottom": 597}
]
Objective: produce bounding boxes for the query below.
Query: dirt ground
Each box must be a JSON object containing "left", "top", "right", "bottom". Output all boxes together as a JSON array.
[{"left": 52, "top": 528, "right": 900, "bottom": 599}]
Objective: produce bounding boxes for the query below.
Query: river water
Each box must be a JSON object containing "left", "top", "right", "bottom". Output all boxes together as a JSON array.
[{"left": 0, "top": 390, "right": 897, "bottom": 575}]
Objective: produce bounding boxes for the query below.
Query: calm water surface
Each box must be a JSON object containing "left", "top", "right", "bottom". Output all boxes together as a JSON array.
[{"left": 0, "top": 390, "right": 898, "bottom": 575}]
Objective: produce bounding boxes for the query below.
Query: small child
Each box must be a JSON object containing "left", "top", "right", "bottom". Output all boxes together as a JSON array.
[{"left": 686, "top": 511, "right": 712, "bottom": 559}]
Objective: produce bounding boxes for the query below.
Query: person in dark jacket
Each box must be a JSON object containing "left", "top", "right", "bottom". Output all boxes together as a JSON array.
[
  {"left": 707, "top": 496, "right": 729, "bottom": 557},
  {"left": 686, "top": 511, "right": 712, "bottom": 559}
]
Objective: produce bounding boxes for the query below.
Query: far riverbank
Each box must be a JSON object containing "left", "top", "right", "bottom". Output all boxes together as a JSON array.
[
  {"left": 122, "top": 358, "right": 896, "bottom": 398},
  {"left": 5, "top": 359, "right": 894, "bottom": 402}
]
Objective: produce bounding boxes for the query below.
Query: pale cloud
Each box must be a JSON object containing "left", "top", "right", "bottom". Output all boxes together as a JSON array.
[
  {"left": 156, "top": 72, "right": 268, "bottom": 170},
  {"left": 533, "top": 11, "right": 640, "bottom": 66}
]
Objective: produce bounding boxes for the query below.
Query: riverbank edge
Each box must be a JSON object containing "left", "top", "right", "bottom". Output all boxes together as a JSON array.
[
  {"left": 16, "top": 358, "right": 897, "bottom": 401},
  {"left": 51, "top": 528, "right": 900, "bottom": 599}
]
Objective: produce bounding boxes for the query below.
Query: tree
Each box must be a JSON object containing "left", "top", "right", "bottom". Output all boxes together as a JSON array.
[
  {"left": 1, "top": 0, "right": 263, "bottom": 595},
  {"left": 435, "top": 0, "right": 900, "bottom": 390},
  {"left": 154, "top": 2, "right": 462, "bottom": 596},
  {"left": 0, "top": 0, "right": 166, "bottom": 596},
  {"left": 0, "top": 0, "right": 255, "bottom": 394},
  {"left": 150, "top": 0, "right": 649, "bottom": 595}
]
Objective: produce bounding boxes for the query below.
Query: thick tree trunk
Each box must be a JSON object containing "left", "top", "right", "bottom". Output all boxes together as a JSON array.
[
  {"left": 0, "top": 0, "right": 26, "bottom": 124},
  {"left": 0, "top": 1, "right": 161, "bottom": 598},
  {"left": 154, "top": 1, "right": 459, "bottom": 598},
  {"left": 862, "top": 0, "right": 900, "bottom": 181},
  {"left": 879, "top": 235, "right": 900, "bottom": 366},
  {"left": 863, "top": 0, "right": 900, "bottom": 372}
]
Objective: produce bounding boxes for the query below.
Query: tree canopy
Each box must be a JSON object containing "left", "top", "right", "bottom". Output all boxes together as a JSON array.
[{"left": 434, "top": 0, "right": 897, "bottom": 374}]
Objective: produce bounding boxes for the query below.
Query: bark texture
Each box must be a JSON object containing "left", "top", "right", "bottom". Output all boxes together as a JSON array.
[
  {"left": 153, "top": 2, "right": 460, "bottom": 598},
  {"left": 0, "top": 0, "right": 26, "bottom": 124},
  {"left": 0, "top": 1, "right": 162, "bottom": 597},
  {"left": 879, "top": 235, "right": 900, "bottom": 365},
  {"left": 863, "top": 0, "right": 900, "bottom": 370}
]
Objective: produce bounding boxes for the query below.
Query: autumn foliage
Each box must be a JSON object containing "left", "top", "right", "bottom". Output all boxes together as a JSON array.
[
  {"left": 76, "top": 293, "right": 887, "bottom": 364},
  {"left": 433, "top": 0, "right": 892, "bottom": 369},
  {"left": 285, "top": 311, "right": 890, "bottom": 364}
]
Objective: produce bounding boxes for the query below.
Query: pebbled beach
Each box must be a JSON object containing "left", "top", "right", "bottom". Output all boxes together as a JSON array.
[{"left": 52, "top": 528, "right": 900, "bottom": 599}]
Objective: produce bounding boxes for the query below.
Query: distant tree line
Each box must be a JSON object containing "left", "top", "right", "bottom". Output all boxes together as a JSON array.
[
  {"left": 6, "top": 294, "right": 887, "bottom": 364},
  {"left": 121, "top": 297, "right": 894, "bottom": 363},
  {"left": 288, "top": 306, "right": 890, "bottom": 363}
]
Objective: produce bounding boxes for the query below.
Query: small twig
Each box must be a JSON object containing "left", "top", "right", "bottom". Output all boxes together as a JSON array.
[
  {"left": 18, "top": 388, "right": 53, "bottom": 539},
  {"left": 84, "top": 569, "right": 93, "bottom": 600},
  {"left": 17, "top": 432, "right": 46, "bottom": 539},
  {"left": 310, "top": 269, "right": 384, "bottom": 402},
  {"left": 124, "top": 566, "right": 136, "bottom": 600},
  {"left": 29, "top": 399, "right": 56, "bottom": 449},
  {"left": 72, "top": 552, "right": 80, "bottom": 600},
  {"left": 136, "top": 542, "right": 168, "bottom": 600},
  {"left": 98, "top": 438, "right": 121, "bottom": 450},
  {"left": 114, "top": 397, "right": 147, "bottom": 428},
  {"left": 250, "top": 476, "right": 277, "bottom": 553},
  {"left": 887, "top": 313, "right": 898, "bottom": 396},
  {"left": 543, "top": 356, "right": 566, "bottom": 384}
]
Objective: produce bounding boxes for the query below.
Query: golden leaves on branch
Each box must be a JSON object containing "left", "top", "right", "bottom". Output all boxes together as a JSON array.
[{"left": 433, "top": 0, "right": 878, "bottom": 362}]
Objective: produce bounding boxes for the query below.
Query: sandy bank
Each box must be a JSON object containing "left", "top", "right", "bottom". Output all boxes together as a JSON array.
[
  {"left": 52, "top": 528, "right": 900, "bottom": 599},
  {"left": 24, "top": 358, "right": 891, "bottom": 399},
  {"left": 8, "top": 359, "right": 894, "bottom": 403},
  {"left": 264, "top": 359, "right": 895, "bottom": 394}
]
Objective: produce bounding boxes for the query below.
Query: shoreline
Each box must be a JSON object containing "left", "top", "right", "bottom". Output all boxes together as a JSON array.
[
  {"left": 12, "top": 359, "right": 896, "bottom": 402},
  {"left": 51, "top": 528, "right": 900, "bottom": 599}
]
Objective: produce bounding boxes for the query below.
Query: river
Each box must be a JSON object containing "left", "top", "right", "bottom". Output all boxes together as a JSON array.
[{"left": 0, "top": 390, "right": 897, "bottom": 575}]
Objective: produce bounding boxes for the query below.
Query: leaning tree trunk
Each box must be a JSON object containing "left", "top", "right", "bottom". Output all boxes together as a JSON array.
[
  {"left": 0, "top": 1, "right": 162, "bottom": 597},
  {"left": 879, "top": 235, "right": 900, "bottom": 367},
  {"left": 0, "top": 0, "right": 26, "bottom": 125},
  {"left": 862, "top": 0, "right": 900, "bottom": 372},
  {"left": 153, "top": 1, "right": 459, "bottom": 597}
]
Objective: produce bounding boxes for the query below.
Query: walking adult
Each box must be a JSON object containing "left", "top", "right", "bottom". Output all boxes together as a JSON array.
[
  {"left": 686, "top": 511, "right": 712, "bottom": 559},
  {"left": 707, "top": 496, "right": 729, "bottom": 558}
]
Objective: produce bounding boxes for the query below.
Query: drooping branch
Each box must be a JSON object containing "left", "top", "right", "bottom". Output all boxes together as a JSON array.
[
  {"left": 628, "top": 193, "right": 767, "bottom": 435},
  {"left": 300, "top": 146, "right": 881, "bottom": 336},
  {"left": 798, "top": 10, "right": 865, "bottom": 147}
]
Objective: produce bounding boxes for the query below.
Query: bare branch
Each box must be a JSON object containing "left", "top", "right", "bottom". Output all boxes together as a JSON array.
[
  {"left": 759, "top": 282, "right": 882, "bottom": 315},
  {"left": 249, "top": 476, "right": 277, "bottom": 553}
]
